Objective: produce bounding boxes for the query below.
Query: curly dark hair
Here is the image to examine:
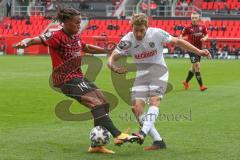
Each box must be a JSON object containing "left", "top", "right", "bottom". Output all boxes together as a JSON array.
[{"left": 56, "top": 7, "right": 81, "bottom": 23}]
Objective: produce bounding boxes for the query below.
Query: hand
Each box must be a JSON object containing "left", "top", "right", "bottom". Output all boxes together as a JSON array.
[
  {"left": 113, "top": 67, "right": 128, "bottom": 74},
  {"left": 108, "top": 63, "right": 128, "bottom": 74},
  {"left": 200, "top": 49, "right": 212, "bottom": 59},
  {"left": 13, "top": 40, "right": 28, "bottom": 49},
  {"left": 105, "top": 42, "right": 117, "bottom": 54},
  {"left": 200, "top": 37, "right": 207, "bottom": 42}
]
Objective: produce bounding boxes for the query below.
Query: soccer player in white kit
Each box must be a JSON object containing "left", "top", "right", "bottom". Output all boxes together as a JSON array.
[{"left": 108, "top": 13, "right": 211, "bottom": 151}]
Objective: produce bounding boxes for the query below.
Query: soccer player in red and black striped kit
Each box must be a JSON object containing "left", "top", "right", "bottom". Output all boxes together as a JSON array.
[
  {"left": 14, "top": 8, "right": 139, "bottom": 154},
  {"left": 180, "top": 12, "right": 208, "bottom": 91}
]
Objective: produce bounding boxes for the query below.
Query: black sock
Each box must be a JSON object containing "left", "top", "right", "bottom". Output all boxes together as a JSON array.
[
  {"left": 186, "top": 70, "right": 194, "bottom": 83},
  {"left": 140, "top": 130, "right": 147, "bottom": 137},
  {"left": 195, "top": 72, "right": 203, "bottom": 86},
  {"left": 91, "top": 104, "right": 121, "bottom": 138}
]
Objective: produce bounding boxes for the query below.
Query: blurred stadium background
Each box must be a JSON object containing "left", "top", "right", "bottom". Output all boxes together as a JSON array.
[{"left": 0, "top": 0, "right": 239, "bottom": 59}]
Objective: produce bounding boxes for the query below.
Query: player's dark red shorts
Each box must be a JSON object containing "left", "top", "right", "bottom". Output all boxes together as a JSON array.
[
  {"left": 188, "top": 52, "right": 201, "bottom": 63},
  {"left": 60, "top": 77, "right": 98, "bottom": 102}
]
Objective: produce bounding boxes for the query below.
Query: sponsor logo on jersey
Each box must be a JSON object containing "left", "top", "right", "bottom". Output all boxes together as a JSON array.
[{"left": 135, "top": 50, "right": 157, "bottom": 59}]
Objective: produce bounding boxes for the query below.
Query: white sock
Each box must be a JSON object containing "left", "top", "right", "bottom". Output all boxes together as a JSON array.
[
  {"left": 149, "top": 125, "right": 162, "bottom": 141},
  {"left": 140, "top": 106, "right": 159, "bottom": 135},
  {"left": 139, "top": 112, "right": 162, "bottom": 141}
]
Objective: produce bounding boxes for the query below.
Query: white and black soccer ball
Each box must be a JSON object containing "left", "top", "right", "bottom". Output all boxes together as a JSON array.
[{"left": 89, "top": 126, "right": 111, "bottom": 147}]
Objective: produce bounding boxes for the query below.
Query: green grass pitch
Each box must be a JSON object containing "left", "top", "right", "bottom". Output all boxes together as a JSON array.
[{"left": 0, "top": 56, "right": 239, "bottom": 160}]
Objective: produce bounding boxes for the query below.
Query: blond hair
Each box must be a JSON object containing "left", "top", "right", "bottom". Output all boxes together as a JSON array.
[
  {"left": 191, "top": 11, "right": 200, "bottom": 17},
  {"left": 130, "top": 13, "right": 148, "bottom": 26}
]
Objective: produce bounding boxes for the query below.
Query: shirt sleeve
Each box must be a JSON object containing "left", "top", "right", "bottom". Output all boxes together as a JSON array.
[
  {"left": 157, "top": 28, "right": 172, "bottom": 44},
  {"left": 39, "top": 31, "right": 60, "bottom": 48},
  {"left": 114, "top": 34, "right": 132, "bottom": 56}
]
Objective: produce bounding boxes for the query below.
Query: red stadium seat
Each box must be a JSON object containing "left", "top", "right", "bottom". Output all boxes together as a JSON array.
[{"left": 200, "top": 0, "right": 240, "bottom": 10}]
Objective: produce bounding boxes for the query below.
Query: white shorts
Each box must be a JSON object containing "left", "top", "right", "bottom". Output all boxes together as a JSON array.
[{"left": 131, "top": 72, "right": 169, "bottom": 103}]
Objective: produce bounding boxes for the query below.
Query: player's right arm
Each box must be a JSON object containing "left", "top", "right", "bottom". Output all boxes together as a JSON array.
[
  {"left": 108, "top": 36, "right": 131, "bottom": 74},
  {"left": 14, "top": 31, "right": 58, "bottom": 49},
  {"left": 108, "top": 50, "right": 128, "bottom": 74},
  {"left": 14, "top": 37, "right": 42, "bottom": 48}
]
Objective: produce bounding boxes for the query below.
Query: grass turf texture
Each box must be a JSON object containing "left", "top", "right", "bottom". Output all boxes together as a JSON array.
[{"left": 0, "top": 56, "right": 239, "bottom": 160}]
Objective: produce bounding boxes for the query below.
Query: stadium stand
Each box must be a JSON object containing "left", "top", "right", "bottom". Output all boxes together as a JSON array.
[
  {"left": 81, "top": 19, "right": 240, "bottom": 50},
  {"left": 81, "top": 19, "right": 240, "bottom": 39},
  {"left": 201, "top": 0, "right": 240, "bottom": 10},
  {"left": 0, "top": 16, "right": 51, "bottom": 36},
  {"left": 0, "top": 0, "right": 239, "bottom": 58}
]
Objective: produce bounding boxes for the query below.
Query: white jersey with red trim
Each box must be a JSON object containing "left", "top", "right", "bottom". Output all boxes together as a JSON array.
[{"left": 115, "top": 27, "right": 172, "bottom": 67}]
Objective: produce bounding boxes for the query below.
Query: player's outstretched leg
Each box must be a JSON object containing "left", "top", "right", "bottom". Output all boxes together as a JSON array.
[
  {"left": 132, "top": 96, "right": 165, "bottom": 149},
  {"left": 81, "top": 91, "right": 140, "bottom": 148},
  {"left": 60, "top": 79, "right": 140, "bottom": 154}
]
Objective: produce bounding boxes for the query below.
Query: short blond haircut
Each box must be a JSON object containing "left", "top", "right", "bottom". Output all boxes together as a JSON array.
[
  {"left": 191, "top": 12, "right": 200, "bottom": 17},
  {"left": 130, "top": 13, "right": 148, "bottom": 26}
]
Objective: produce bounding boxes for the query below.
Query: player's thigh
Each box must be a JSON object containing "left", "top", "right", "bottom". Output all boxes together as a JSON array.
[
  {"left": 193, "top": 62, "right": 200, "bottom": 71},
  {"left": 131, "top": 85, "right": 149, "bottom": 104},
  {"left": 147, "top": 86, "right": 165, "bottom": 107},
  {"left": 80, "top": 90, "right": 106, "bottom": 108},
  {"left": 81, "top": 78, "right": 107, "bottom": 104},
  {"left": 148, "top": 72, "right": 169, "bottom": 101},
  {"left": 149, "top": 96, "right": 161, "bottom": 107},
  {"left": 93, "top": 89, "right": 108, "bottom": 104},
  {"left": 132, "top": 98, "right": 145, "bottom": 116},
  {"left": 60, "top": 77, "right": 104, "bottom": 108}
]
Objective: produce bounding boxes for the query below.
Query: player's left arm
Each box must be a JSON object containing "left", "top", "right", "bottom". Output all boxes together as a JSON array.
[
  {"left": 82, "top": 44, "right": 112, "bottom": 54},
  {"left": 170, "top": 37, "right": 211, "bottom": 58}
]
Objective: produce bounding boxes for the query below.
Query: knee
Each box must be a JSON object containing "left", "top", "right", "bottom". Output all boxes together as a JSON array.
[
  {"left": 195, "top": 65, "right": 200, "bottom": 72},
  {"left": 149, "top": 96, "right": 160, "bottom": 106},
  {"left": 82, "top": 96, "right": 107, "bottom": 110},
  {"left": 132, "top": 105, "right": 143, "bottom": 117},
  {"left": 89, "top": 97, "right": 106, "bottom": 107},
  {"left": 191, "top": 66, "right": 195, "bottom": 73},
  {"left": 193, "top": 64, "right": 200, "bottom": 72}
]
